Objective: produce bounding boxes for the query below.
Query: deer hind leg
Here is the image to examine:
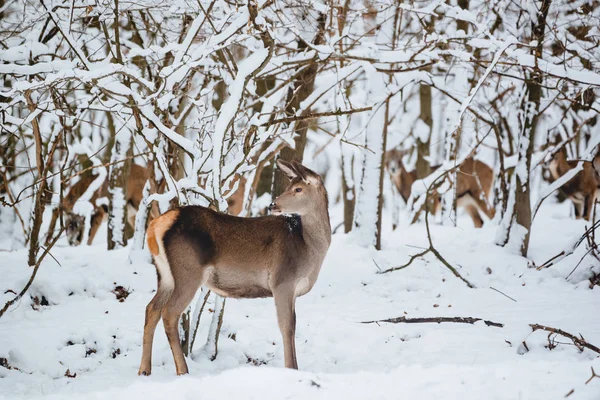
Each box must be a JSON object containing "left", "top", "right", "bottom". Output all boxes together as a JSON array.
[
  {"left": 457, "top": 194, "right": 483, "bottom": 228},
  {"left": 161, "top": 275, "right": 204, "bottom": 375},
  {"left": 138, "top": 286, "right": 170, "bottom": 376},
  {"left": 273, "top": 285, "right": 298, "bottom": 369},
  {"left": 465, "top": 204, "right": 484, "bottom": 228}
]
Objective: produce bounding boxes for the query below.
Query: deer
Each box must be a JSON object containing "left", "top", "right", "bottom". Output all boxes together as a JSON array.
[
  {"left": 384, "top": 149, "right": 495, "bottom": 228},
  {"left": 138, "top": 160, "right": 331, "bottom": 376},
  {"left": 546, "top": 148, "right": 600, "bottom": 221},
  {"left": 45, "top": 164, "right": 153, "bottom": 246}
]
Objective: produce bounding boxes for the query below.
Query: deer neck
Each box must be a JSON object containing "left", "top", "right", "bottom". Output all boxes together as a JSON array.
[
  {"left": 550, "top": 152, "right": 571, "bottom": 180},
  {"left": 297, "top": 206, "right": 331, "bottom": 250}
]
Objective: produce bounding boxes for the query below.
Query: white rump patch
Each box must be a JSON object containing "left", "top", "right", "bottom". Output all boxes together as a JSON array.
[{"left": 155, "top": 239, "right": 174, "bottom": 290}]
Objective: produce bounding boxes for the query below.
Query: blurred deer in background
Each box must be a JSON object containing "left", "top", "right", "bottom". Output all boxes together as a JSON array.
[
  {"left": 545, "top": 147, "right": 600, "bottom": 221},
  {"left": 385, "top": 149, "right": 495, "bottom": 227},
  {"left": 46, "top": 164, "right": 153, "bottom": 246},
  {"left": 138, "top": 160, "right": 331, "bottom": 376}
]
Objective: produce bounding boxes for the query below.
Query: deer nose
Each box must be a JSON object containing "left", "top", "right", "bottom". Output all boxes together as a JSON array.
[{"left": 268, "top": 202, "right": 275, "bottom": 210}]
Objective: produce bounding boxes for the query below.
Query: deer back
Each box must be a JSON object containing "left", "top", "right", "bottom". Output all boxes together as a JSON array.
[
  {"left": 548, "top": 150, "right": 600, "bottom": 198},
  {"left": 455, "top": 158, "right": 494, "bottom": 199}
]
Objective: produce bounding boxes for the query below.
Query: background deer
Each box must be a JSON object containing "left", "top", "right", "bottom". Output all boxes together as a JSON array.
[
  {"left": 45, "top": 164, "right": 152, "bottom": 246},
  {"left": 385, "top": 149, "right": 495, "bottom": 227},
  {"left": 546, "top": 148, "right": 600, "bottom": 221},
  {"left": 138, "top": 160, "right": 331, "bottom": 376}
]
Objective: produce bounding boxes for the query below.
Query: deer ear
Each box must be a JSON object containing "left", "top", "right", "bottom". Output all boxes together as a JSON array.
[
  {"left": 291, "top": 161, "right": 321, "bottom": 186},
  {"left": 593, "top": 155, "right": 600, "bottom": 177},
  {"left": 276, "top": 159, "right": 298, "bottom": 180}
]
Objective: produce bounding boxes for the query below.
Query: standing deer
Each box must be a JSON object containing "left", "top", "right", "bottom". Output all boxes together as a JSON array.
[
  {"left": 385, "top": 149, "right": 495, "bottom": 227},
  {"left": 138, "top": 160, "right": 331, "bottom": 375},
  {"left": 546, "top": 148, "right": 600, "bottom": 221}
]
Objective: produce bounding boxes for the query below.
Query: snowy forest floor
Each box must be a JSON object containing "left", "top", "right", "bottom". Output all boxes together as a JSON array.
[{"left": 1, "top": 201, "right": 599, "bottom": 400}]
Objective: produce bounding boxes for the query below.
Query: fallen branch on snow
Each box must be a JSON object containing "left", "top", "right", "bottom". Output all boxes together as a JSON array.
[
  {"left": 528, "top": 324, "right": 600, "bottom": 354},
  {"left": 362, "top": 316, "right": 504, "bottom": 328}
]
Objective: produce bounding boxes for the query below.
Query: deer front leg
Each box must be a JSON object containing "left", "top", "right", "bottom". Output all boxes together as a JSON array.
[
  {"left": 86, "top": 208, "right": 105, "bottom": 245},
  {"left": 273, "top": 286, "right": 298, "bottom": 369},
  {"left": 582, "top": 195, "right": 594, "bottom": 221},
  {"left": 571, "top": 197, "right": 583, "bottom": 219}
]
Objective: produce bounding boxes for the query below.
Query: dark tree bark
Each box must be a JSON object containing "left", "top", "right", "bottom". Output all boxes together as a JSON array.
[
  {"left": 415, "top": 78, "right": 433, "bottom": 180},
  {"left": 272, "top": 13, "right": 326, "bottom": 198},
  {"left": 511, "top": 0, "right": 552, "bottom": 256}
]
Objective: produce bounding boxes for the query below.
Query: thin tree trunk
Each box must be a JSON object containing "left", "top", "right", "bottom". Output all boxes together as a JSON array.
[
  {"left": 107, "top": 130, "right": 132, "bottom": 250},
  {"left": 206, "top": 295, "right": 226, "bottom": 361},
  {"left": 24, "top": 91, "right": 50, "bottom": 266},
  {"left": 415, "top": 77, "right": 433, "bottom": 180},
  {"left": 354, "top": 97, "right": 389, "bottom": 250},
  {"left": 341, "top": 150, "right": 355, "bottom": 233},
  {"left": 272, "top": 13, "right": 326, "bottom": 198},
  {"left": 497, "top": 0, "right": 551, "bottom": 256}
]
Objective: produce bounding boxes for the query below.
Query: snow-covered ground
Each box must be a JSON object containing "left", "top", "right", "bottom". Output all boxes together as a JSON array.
[{"left": 1, "top": 201, "right": 599, "bottom": 399}]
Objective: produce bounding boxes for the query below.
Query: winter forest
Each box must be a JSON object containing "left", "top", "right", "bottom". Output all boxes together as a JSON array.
[{"left": 1, "top": 0, "right": 600, "bottom": 398}]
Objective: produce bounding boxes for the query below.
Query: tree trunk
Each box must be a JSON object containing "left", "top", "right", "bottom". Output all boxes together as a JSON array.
[
  {"left": 415, "top": 79, "right": 433, "bottom": 179},
  {"left": 272, "top": 13, "right": 326, "bottom": 198},
  {"left": 206, "top": 295, "right": 226, "bottom": 361},
  {"left": 341, "top": 150, "right": 355, "bottom": 233},
  {"left": 497, "top": 0, "right": 551, "bottom": 256},
  {"left": 107, "top": 130, "right": 132, "bottom": 250},
  {"left": 354, "top": 97, "right": 389, "bottom": 250}
]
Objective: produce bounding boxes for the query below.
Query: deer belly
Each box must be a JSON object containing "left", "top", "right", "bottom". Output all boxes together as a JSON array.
[{"left": 205, "top": 269, "right": 272, "bottom": 299}]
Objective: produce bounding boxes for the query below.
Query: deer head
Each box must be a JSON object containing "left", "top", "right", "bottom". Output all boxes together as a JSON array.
[
  {"left": 269, "top": 160, "right": 325, "bottom": 216},
  {"left": 65, "top": 212, "right": 86, "bottom": 246}
]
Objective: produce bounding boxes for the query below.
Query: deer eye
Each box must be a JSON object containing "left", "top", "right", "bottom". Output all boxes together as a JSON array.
[{"left": 295, "top": 187, "right": 303, "bottom": 193}]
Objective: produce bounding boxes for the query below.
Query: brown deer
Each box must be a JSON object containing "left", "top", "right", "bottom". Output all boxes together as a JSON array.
[
  {"left": 385, "top": 149, "right": 495, "bottom": 227},
  {"left": 46, "top": 164, "right": 152, "bottom": 246},
  {"left": 138, "top": 160, "right": 331, "bottom": 376},
  {"left": 546, "top": 149, "right": 600, "bottom": 221}
]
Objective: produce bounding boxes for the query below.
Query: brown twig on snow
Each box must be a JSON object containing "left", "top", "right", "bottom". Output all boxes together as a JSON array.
[
  {"left": 362, "top": 316, "right": 504, "bottom": 328},
  {"left": 379, "top": 248, "right": 431, "bottom": 274},
  {"left": 489, "top": 286, "right": 518, "bottom": 302},
  {"left": 379, "top": 183, "right": 475, "bottom": 289},
  {"left": 535, "top": 250, "right": 566, "bottom": 270},
  {"left": 585, "top": 367, "right": 599, "bottom": 384},
  {"left": 0, "top": 227, "right": 64, "bottom": 319},
  {"left": 529, "top": 324, "right": 600, "bottom": 354}
]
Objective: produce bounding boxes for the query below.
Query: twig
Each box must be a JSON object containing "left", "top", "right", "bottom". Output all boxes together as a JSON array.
[
  {"left": 585, "top": 367, "right": 599, "bottom": 384},
  {"left": 535, "top": 219, "right": 600, "bottom": 274},
  {"left": 362, "top": 316, "right": 504, "bottom": 328},
  {"left": 529, "top": 324, "right": 600, "bottom": 354},
  {"left": 0, "top": 227, "right": 64, "bottom": 319},
  {"left": 379, "top": 248, "right": 431, "bottom": 274},
  {"left": 260, "top": 107, "right": 372, "bottom": 127},
  {"left": 489, "top": 286, "right": 517, "bottom": 302},
  {"left": 425, "top": 200, "right": 475, "bottom": 288},
  {"left": 535, "top": 250, "right": 566, "bottom": 270}
]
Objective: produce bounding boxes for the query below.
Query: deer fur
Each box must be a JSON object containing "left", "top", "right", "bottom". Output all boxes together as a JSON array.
[
  {"left": 138, "top": 160, "right": 331, "bottom": 376},
  {"left": 385, "top": 149, "right": 495, "bottom": 227},
  {"left": 546, "top": 149, "right": 600, "bottom": 221}
]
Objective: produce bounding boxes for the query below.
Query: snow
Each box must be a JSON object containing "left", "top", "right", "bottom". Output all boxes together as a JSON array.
[{"left": 1, "top": 202, "right": 598, "bottom": 399}]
